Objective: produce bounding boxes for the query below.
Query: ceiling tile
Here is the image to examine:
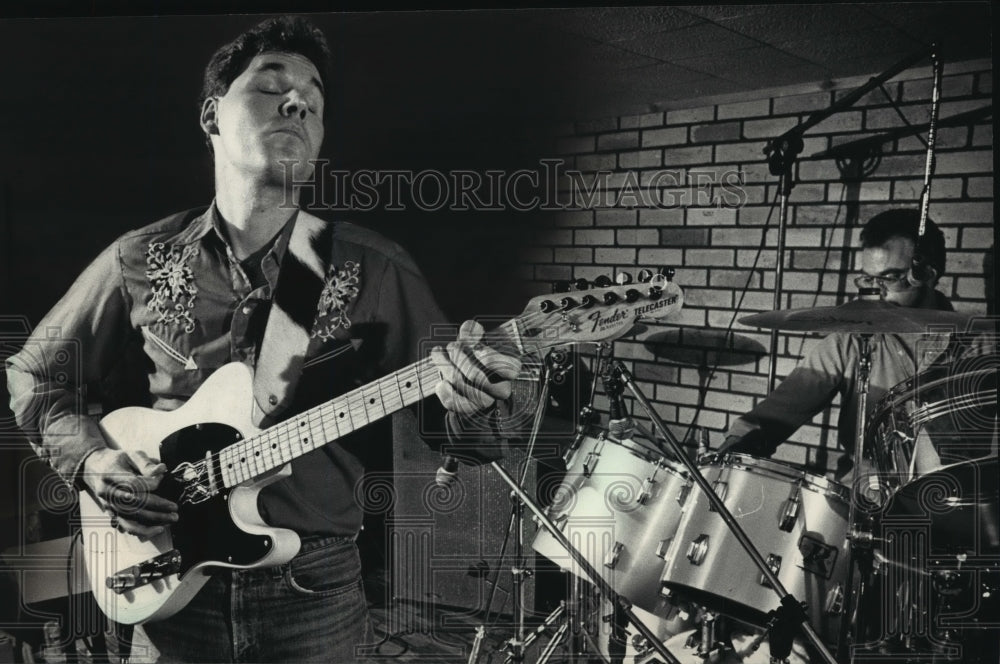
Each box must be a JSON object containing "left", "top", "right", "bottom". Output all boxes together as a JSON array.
[
  {"left": 709, "top": 4, "right": 888, "bottom": 42},
  {"left": 525, "top": 6, "right": 704, "bottom": 42},
  {"left": 772, "top": 25, "right": 925, "bottom": 67},
  {"left": 618, "top": 21, "right": 764, "bottom": 61}
]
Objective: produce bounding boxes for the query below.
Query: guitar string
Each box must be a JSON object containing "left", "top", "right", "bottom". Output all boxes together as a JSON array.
[{"left": 191, "top": 285, "right": 680, "bottom": 493}]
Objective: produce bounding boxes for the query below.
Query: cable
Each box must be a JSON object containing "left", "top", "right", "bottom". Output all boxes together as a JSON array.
[
  {"left": 676, "top": 187, "right": 780, "bottom": 448},
  {"left": 879, "top": 83, "right": 929, "bottom": 149}
]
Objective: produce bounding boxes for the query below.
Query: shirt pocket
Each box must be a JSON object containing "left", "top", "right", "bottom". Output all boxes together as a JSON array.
[{"left": 140, "top": 325, "right": 231, "bottom": 373}]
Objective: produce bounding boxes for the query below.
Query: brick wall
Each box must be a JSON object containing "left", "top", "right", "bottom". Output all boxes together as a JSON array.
[{"left": 521, "top": 59, "right": 993, "bottom": 473}]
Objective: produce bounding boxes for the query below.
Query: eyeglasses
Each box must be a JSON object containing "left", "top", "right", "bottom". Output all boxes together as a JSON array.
[{"left": 853, "top": 272, "right": 910, "bottom": 292}]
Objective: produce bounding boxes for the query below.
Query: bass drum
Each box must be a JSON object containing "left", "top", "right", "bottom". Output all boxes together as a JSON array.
[
  {"left": 659, "top": 454, "right": 853, "bottom": 646},
  {"left": 532, "top": 432, "right": 690, "bottom": 614},
  {"left": 861, "top": 456, "right": 999, "bottom": 663}
]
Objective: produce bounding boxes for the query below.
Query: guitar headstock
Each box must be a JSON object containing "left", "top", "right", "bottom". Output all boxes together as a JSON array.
[{"left": 511, "top": 269, "right": 683, "bottom": 350}]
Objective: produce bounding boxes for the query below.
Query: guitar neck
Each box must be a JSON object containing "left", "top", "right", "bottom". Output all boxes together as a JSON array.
[
  {"left": 216, "top": 357, "right": 438, "bottom": 488},
  {"left": 217, "top": 321, "right": 523, "bottom": 489}
]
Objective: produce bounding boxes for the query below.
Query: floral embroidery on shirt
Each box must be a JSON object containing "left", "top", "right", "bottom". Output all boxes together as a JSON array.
[
  {"left": 313, "top": 261, "right": 361, "bottom": 340},
  {"left": 145, "top": 242, "right": 199, "bottom": 333}
]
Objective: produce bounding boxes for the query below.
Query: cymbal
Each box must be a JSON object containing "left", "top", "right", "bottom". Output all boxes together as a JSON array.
[
  {"left": 739, "top": 299, "right": 972, "bottom": 334},
  {"left": 643, "top": 328, "right": 767, "bottom": 367}
]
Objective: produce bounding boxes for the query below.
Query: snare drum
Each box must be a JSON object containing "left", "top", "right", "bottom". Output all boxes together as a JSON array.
[
  {"left": 532, "top": 433, "right": 690, "bottom": 613},
  {"left": 867, "top": 365, "right": 998, "bottom": 491},
  {"left": 658, "top": 454, "right": 852, "bottom": 645}
]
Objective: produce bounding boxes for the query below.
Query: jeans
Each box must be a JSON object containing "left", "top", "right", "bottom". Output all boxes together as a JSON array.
[{"left": 141, "top": 536, "right": 375, "bottom": 663}]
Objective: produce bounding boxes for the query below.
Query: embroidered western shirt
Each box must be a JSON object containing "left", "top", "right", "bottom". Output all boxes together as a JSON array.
[{"left": 6, "top": 204, "right": 449, "bottom": 536}]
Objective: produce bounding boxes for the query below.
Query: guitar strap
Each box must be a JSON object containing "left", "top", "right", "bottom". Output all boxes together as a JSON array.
[{"left": 251, "top": 209, "right": 334, "bottom": 427}]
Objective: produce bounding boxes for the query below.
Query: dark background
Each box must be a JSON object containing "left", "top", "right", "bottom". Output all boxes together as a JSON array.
[{"left": 0, "top": 11, "right": 573, "bottom": 327}]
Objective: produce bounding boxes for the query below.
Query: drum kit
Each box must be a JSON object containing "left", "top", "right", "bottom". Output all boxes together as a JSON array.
[{"left": 473, "top": 298, "right": 998, "bottom": 664}]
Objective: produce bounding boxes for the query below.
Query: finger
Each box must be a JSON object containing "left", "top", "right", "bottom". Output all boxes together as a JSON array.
[
  {"left": 447, "top": 341, "right": 494, "bottom": 394},
  {"left": 434, "top": 381, "right": 487, "bottom": 415},
  {"left": 472, "top": 348, "right": 520, "bottom": 396},
  {"left": 430, "top": 346, "right": 462, "bottom": 387},
  {"left": 132, "top": 450, "right": 167, "bottom": 477},
  {"left": 104, "top": 478, "right": 177, "bottom": 515},
  {"left": 457, "top": 319, "right": 484, "bottom": 344}
]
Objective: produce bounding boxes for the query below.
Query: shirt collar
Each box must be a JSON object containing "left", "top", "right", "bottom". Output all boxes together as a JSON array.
[{"left": 171, "top": 200, "right": 298, "bottom": 266}]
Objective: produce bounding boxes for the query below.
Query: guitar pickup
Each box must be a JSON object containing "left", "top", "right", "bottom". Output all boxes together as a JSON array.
[{"left": 107, "top": 549, "right": 182, "bottom": 594}]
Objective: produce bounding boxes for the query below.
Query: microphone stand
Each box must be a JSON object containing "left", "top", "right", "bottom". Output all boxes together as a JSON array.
[
  {"left": 610, "top": 360, "right": 839, "bottom": 664},
  {"left": 762, "top": 44, "right": 935, "bottom": 391},
  {"left": 471, "top": 358, "right": 554, "bottom": 664}
]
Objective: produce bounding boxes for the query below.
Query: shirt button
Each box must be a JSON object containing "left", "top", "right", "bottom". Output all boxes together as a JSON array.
[
  {"left": 268, "top": 395, "right": 278, "bottom": 406},
  {"left": 242, "top": 305, "right": 253, "bottom": 315}
]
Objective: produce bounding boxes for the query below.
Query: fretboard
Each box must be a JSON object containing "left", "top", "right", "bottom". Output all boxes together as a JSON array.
[{"left": 216, "top": 320, "right": 524, "bottom": 489}]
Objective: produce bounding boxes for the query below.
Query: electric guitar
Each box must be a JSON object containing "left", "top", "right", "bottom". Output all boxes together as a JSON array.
[{"left": 80, "top": 272, "right": 683, "bottom": 624}]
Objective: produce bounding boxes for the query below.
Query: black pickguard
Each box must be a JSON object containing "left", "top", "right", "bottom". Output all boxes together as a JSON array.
[{"left": 155, "top": 423, "right": 274, "bottom": 576}]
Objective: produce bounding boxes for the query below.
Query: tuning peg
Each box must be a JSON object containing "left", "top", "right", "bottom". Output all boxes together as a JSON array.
[
  {"left": 637, "top": 269, "right": 653, "bottom": 283},
  {"left": 615, "top": 272, "right": 633, "bottom": 285},
  {"left": 559, "top": 297, "right": 578, "bottom": 310},
  {"left": 552, "top": 280, "right": 571, "bottom": 293},
  {"left": 658, "top": 267, "right": 675, "bottom": 281},
  {"left": 580, "top": 294, "right": 598, "bottom": 308},
  {"left": 648, "top": 286, "right": 663, "bottom": 300},
  {"left": 603, "top": 291, "right": 619, "bottom": 305},
  {"left": 574, "top": 278, "right": 590, "bottom": 290},
  {"left": 593, "top": 275, "right": 612, "bottom": 288},
  {"left": 625, "top": 289, "right": 641, "bottom": 303},
  {"left": 539, "top": 299, "right": 557, "bottom": 313}
]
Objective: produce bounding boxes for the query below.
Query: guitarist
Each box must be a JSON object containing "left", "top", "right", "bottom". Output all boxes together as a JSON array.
[{"left": 5, "top": 16, "right": 518, "bottom": 663}]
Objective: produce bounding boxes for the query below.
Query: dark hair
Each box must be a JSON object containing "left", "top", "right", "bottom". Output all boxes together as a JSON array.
[
  {"left": 198, "top": 16, "right": 331, "bottom": 144},
  {"left": 860, "top": 208, "right": 947, "bottom": 276}
]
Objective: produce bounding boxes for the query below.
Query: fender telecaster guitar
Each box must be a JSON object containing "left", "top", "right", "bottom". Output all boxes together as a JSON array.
[{"left": 80, "top": 272, "right": 683, "bottom": 624}]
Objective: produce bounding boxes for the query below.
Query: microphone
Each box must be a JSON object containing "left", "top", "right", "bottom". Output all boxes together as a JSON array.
[
  {"left": 436, "top": 454, "right": 459, "bottom": 488},
  {"left": 604, "top": 375, "right": 635, "bottom": 442},
  {"left": 907, "top": 254, "right": 935, "bottom": 287}
]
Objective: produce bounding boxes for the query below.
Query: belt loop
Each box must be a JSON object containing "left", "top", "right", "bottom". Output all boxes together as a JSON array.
[{"left": 271, "top": 564, "right": 285, "bottom": 580}]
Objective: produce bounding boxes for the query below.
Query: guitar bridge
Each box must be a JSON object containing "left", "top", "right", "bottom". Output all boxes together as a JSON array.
[
  {"left": 172, "top": 451, "right": 219, "bottom": 505},
  {"left": 107, "top": 549, "right": 183, "bottom": 594}
]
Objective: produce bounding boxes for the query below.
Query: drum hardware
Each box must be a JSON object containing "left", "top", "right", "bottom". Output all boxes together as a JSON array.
[
  {"left": 470, "top": 350, "right": 558, "bottom": 664},
  {"left": 778, "top": 483, "right": 802, "bottom": 532},
  {"left": 611, "top": 360, "right": 839, "bottom": 664},
  {"left": 493, "top": 460, "right": 681, "bottom": 664}
]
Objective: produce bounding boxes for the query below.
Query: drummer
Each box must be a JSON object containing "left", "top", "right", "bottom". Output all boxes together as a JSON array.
[{"left": 718, "top": 208, "right": 955, "bottom": 480}]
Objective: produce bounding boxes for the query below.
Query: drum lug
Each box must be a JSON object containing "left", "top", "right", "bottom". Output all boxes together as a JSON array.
[
  {"left": 604, "top": 541, "right": 624, "bottom": 569},
  {"left": 677, "top": 480, "right": 692, "bottom": 506},
  {"left": 686, "top": 534, "right": 709, "bottom": 566},
  {"left": 825, "top": 583, "right": 845, "bottom": 615},
  {"left": 779, "top": 494, "right": 801, "bottom": 532},
  {"left": 708, "top": 480, "right": 728, "bottom": 511},
  {"left": 656, "top": 537, "right": 673, "bottom": 560},
  {"left": 637, "top": 477, "right": 655, "bottom": 505},
  {"left": 759, "top": 553, "right": 781, "bottom": 587}
]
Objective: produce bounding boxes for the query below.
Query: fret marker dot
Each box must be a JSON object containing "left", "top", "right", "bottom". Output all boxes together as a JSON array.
[
  {"left": 255, "top": 451, "right": 260, "bottom": 457},
  {"left": 240, "top": 458, "right": 245, "bottom": 463},
  {"left": 272, "top": 444, "right": 277, "bottom": 449},
  {"left": 405, "top": 381, "right": 411, "bottom": 388},
  {"left": 369, "top": 398, "right": 375, "bottom": 404},
  {"left": 227, "top": 463, "right": 233, "bottom": 469},
  {"left": 303, "top": 438, "right": 309, "bottom": 444},
  {"left": 339, "top": 412, "right": 345, "bottom": 418}
]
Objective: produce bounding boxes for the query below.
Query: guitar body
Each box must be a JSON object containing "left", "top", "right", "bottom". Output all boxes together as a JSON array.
[{"left": 79, "top": 362, "right": 301, "bottom": 625}]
